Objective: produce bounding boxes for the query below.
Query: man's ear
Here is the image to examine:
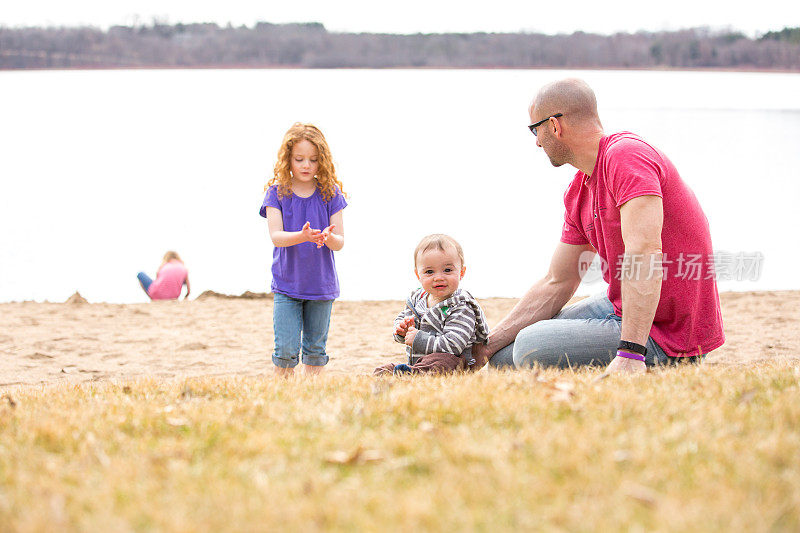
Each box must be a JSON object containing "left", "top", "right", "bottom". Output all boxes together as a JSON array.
[
  {"left": 552, "top": 116, "right": 563, "bottom": 138},
  {"left": 460, "top": 266, "right": 466, "bottom": 279},
  {"left": 415, "top": 269, "right": 420, "bottom": 281}
]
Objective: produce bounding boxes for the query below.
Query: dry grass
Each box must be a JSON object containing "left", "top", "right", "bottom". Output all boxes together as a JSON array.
[{"left": 1, "top": 362, "right": 799, "bottom": 532}]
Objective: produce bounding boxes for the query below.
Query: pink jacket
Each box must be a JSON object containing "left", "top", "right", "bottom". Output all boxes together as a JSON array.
[{"left": 148, "top": 260, "right": 188, "bottom": 300}]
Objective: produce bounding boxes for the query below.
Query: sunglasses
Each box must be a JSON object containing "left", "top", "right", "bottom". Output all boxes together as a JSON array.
[{"left": 528, "top": 113, "right": 563, "bottom": 136}]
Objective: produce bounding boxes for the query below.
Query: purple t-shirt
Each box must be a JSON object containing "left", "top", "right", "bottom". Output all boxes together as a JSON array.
[{"left": 260, "top": 185, "right": 347, "bottom": 300}]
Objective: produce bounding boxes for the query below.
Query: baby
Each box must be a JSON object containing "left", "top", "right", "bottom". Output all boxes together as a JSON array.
[{"left": 374, "top": 234, "right": 489, "bottom": 375}]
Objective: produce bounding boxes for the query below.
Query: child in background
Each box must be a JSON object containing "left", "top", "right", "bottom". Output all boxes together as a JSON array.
[
  {"left": 137, "top": 251, "right": 190, "bottom": 300},
  {"left": 374, "top": 234, "right": 489, "bottom": 375},
  {"left": 260, "top": 123, "right": 347, "bottom": 376}
]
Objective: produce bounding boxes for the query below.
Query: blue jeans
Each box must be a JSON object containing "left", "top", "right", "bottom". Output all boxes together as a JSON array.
[
  {"left": 272, "top": 292, "right": 334, "bottom": 368},
  {"left": 137, "top": 272, "right": 153, "bottom": 294},
  {"left": 489, "top": 293, "right": 669, "bottom": 369}
]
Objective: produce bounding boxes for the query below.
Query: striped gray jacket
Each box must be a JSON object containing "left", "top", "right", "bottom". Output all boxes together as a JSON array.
[{"left": 393, "top": 288, "right": 490, "bottom": 365}]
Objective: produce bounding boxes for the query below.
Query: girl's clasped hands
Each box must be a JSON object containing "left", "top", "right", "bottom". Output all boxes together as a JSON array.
[{"left": 300, "top": 221, "right": 336, "bottom": 248}]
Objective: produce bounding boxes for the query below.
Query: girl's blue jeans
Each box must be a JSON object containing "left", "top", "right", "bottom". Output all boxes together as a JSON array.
[
  {"left": 272, "top": 292, "right": 334, "bottom": 368},
  {"left": 489, "top": 293, "right": 670, "bottom": 369}
]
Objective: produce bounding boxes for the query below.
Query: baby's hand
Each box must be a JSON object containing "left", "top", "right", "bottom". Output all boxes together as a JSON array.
[
  {"left": 395, "top": 316, "right": 415, "bottom": 336},
  {"left": 404, "top": 326, "right": 418, "bottom": 347},
  {"left": 301, "top": 221, "right": 322, "bottom": 243}
]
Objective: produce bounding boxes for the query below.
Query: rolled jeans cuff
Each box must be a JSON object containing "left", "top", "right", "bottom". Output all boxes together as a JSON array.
[
  {"left": 301, "top": 353, "right": 329, "bottom": 367},
  {"left": 272, "top": 353, "right": 299, "bottom": 369}
]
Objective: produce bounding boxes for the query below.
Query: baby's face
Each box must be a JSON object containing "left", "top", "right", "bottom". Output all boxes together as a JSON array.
[{"left": 415, "top": 246, "right": 465, "bottom": 303}]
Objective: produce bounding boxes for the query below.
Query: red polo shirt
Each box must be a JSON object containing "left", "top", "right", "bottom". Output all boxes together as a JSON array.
[{"left": 560, "top": 132, "right": 725, "bottom": 357}]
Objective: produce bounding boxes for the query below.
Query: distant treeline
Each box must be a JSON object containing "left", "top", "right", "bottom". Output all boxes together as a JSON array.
[{"left": 1, "top": 22, "right": 800, "bottom": 70}]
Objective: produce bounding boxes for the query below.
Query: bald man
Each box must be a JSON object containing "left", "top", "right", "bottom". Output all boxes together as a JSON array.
[{"left": 471, "top": 79, "right": 724, "bottom": 374}]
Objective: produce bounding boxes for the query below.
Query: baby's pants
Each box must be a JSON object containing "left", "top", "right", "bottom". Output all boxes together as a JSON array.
[{"left": 373, "top": 352, "right": 466, "bottom": 376}]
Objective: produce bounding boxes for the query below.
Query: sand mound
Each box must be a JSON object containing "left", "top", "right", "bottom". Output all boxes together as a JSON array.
[
  {"left": 196, "top": 290, "right": 273, "bottom": 300},
  {"left": 65, "top": 292, "right": 88, "bottom": 304}
]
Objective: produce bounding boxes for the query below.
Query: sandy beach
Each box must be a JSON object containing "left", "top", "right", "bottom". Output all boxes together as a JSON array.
[{"left": 1, "top": 290, "right": 798, "bottom": 388}]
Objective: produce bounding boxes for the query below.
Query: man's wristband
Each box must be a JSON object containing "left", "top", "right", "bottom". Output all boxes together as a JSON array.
[
  {"left": 618, "top": 340, "right": 647, "bottom": 356},
  {"left": 616, "top": 350, "right": 645, "bottom": 363}
]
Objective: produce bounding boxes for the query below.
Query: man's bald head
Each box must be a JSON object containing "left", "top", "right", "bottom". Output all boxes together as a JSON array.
[{"left": 531, "top": 78, "right": 600, "bottom": 127}]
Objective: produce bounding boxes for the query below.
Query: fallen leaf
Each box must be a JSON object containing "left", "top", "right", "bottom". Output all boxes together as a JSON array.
[
  {"left": 554, "top": 381, "right": 575, "bottom": 392},
  {"left": 624, "top": 483, "right": 659, "bottom": 507},
  {"left": 180, "top": 386, "right": 194, "bottom": 399},
  {"left": 613, "top": 450, "right": 631, "bottom": 462},
  {"left": 325, "top": 450, "right": 352, "bottom": 464},
  {"left": 325, "top": 446, "right": 383, "bottom": 465},
  {"left": 737, "top": 389, "right": 756, "bottom": 405},
  {"left": 371, "top": 381, "right": 394, "bottom": 396},
  {"left": 360, "top": 450, "right": 383, "bottom": 463},
  {"left": 550, "top": 390, "right": 574, "bottom": 402},
  {"left": 592, "top": 372, "right": 611, "bottom": 383},
  {"left": 85, "top": 432, "right": 111, "bottom": 468}
]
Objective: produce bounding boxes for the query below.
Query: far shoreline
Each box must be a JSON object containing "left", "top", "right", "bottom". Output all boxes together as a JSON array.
[{"left": 2, "top": 65, "right": 800, "bottom": 74}]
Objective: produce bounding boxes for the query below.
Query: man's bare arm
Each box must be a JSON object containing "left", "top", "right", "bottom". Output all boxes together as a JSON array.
[
  {"left": 608, "top": 194, "right": 664, "bottom": 373},
  {"left": 472, "top": 242, "right": 595, "bottom": 369}
]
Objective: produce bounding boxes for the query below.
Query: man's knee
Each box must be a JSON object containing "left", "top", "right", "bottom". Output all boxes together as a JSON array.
[
  {"left": 511, "top": 319, "right": 601, "bottom": 369},
  {"left": 512, "top": 321, "right": 554, "bottom": 368},
  {"left": 488, "top": 343, "right": 515, "bottom": 369}
]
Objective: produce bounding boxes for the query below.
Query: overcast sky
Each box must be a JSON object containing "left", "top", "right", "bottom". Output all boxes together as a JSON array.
[{"left": 2, "top": 0, "right": 798, "bottom": 36}]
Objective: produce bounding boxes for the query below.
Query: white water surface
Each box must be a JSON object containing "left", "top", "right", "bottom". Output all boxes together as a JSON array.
[{"left": 1, "top": 68, "right": 798, "bottom": 302}]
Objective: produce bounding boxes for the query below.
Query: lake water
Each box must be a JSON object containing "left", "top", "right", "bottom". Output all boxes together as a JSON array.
[{"left": 1, "top": 68, "right": 799, "bottom": 303}]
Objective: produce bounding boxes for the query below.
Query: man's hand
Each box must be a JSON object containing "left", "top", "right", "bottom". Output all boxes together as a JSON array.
[
  {"left": 404, "top": 326, "right": 418, "bottom": 347},
  {"left": 395, "top": 316, "right": 415, "bottom": 337},
  {"left": 469, "top": 342, "right": 492, "bottom": 372},
  {"left": 605, "top": 355, "right": 646, "bottom": 374}
]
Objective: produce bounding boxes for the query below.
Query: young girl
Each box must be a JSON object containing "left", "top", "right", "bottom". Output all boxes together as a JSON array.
[
  {"left": 259, "top": 123, "right": 347, "bottom": 376},
  {"left": 137, "top": 251, "right": 190, "bottom": 300}
]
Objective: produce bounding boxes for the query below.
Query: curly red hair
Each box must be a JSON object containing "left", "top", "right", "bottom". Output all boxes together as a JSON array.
[{"left": 266, "top": 123, "right": 345, "bottom": 202}]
